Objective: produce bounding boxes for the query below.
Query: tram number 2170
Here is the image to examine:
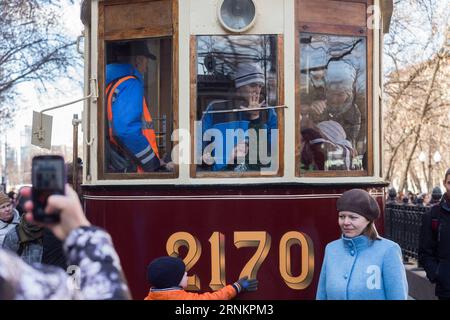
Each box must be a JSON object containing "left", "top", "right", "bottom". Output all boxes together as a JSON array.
[{"left": 166, "top": 231, "right": 315, "bottom": 291}]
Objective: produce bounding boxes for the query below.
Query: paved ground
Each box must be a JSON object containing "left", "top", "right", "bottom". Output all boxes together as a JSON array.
[{"left": 404, "top": 262, "right": 437, "bottom": 300}]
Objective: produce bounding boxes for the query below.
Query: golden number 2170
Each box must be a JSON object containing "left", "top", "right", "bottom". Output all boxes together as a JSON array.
[{"left": 166, "top": 231, "right": 314, "bottom": 291}]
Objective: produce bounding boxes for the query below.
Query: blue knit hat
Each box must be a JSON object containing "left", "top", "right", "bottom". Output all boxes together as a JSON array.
[{"left": 147, "top": 256, "right": 186, "bottom": 289}]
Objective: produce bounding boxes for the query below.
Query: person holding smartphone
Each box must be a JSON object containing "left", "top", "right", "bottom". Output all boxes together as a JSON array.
[{"left": 0, "top": 184, "right": 131, "bottom": 300}]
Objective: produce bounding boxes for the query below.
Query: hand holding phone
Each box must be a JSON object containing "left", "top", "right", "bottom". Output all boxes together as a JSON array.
[
  {"left": 32, "top": 155, "right": 66, "bottom": 223},
  {"left": 25, "top": 184, "right": 90, "bottom": 240}
]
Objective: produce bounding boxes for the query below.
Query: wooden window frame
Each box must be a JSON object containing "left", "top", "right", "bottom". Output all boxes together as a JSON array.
[
  {"left": 295, "top": 0, "right": 374, "bottom": 177},
  {"left": 97, "top": 0, "right": 179, "bottom": 180},
  {"left": 189, "top": 35, "right": 285, "bottom": 179}
]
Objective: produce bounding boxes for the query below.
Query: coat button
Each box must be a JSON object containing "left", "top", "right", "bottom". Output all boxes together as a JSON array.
[
  {"left": 350, "top": 250, "right": 355, "bottom": 256},
  {"left": 344, "top": 274, "right": 348, "bottom": 279}
]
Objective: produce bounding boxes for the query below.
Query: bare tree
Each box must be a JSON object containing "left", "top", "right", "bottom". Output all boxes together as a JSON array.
[
  {"left": 383, "top": 0, "right": 449, "bottom": 193},
  {"left": 396, "top": 52, "right": 446, "bottom": 192},
  {"left": 0, "top": 0, "right": 79, "bottom": 131}
]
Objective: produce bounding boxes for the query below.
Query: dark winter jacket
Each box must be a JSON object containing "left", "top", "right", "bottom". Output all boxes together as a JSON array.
[
  {"left": 144, "top": 285, "right": 237, "bottom": 300},
  {"left": 419, "top": 193, "right": 450, "bottom": 298},
  {"left": 41, "top": 228, "right": 68, "bottom": 270}
]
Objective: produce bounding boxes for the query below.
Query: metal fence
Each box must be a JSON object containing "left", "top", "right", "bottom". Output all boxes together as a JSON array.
[{"left": 384, "top": 188, "right": 443, "bottom": 264}]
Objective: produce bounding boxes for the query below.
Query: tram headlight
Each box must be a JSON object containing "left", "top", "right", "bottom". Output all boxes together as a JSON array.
[{"left": 218, "top": 0, "right": 257, "bottom": 33}]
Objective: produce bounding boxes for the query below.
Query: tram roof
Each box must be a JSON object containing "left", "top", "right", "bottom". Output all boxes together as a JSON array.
[{"left": 80, "top": 0, "right": 394, "bottom": 34}]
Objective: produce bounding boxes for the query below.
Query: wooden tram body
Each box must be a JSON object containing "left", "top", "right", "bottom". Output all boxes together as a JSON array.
[{"left": 80, "top": 0, "right": 394, "bottom": 299}]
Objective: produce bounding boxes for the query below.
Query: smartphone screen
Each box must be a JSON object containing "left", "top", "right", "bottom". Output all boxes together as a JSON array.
[{"left": 32, "top": 155, "right": 65, "bottom": 223}]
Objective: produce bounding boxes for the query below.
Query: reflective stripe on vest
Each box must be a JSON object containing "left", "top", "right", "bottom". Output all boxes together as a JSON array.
[{"left": 106, "top": 76, "right": 159, "bottom": 172}]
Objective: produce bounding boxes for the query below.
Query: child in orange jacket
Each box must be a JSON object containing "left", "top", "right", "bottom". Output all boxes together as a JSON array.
[{"left": 144, "top": 256, "right": 258, "bottom": 300}]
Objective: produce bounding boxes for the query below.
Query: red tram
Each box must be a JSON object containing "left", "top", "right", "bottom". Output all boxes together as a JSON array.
[{"left": 80, "top": 0, "right": 394, "bottom": 299}]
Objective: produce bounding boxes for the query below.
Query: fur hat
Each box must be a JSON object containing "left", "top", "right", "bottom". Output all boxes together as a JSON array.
[
  {"left": 147, "top": 256, "right": 185, "bottom": 289},
  {"left": 0, "top": 192, "right": 11, "bottom": 207},
  {"left": 234, "top": 62, "right": 265, "bottom": 88},
  {"left": 337, "top": 189, "right": 380, "bottom": 221}
]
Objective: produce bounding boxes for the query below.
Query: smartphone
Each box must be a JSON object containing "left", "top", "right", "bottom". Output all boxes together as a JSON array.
[{"left": 32, "top": 155, "right": 65, "bottom": 223}]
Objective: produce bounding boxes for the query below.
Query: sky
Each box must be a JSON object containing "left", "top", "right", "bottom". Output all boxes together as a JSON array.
[{"left": 5, "top": 0, "right": 84, "bottom": 152}]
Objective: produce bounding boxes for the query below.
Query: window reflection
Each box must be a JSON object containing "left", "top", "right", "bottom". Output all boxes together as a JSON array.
[
  {"left": 104, "top": 39, "right": 174, "bottom": 174},
  {"left": 299, "top": 33, "right": 367, "bottom": 172},
  {"left": 195, "top": 35, "right": 279, "bottom": 174}
]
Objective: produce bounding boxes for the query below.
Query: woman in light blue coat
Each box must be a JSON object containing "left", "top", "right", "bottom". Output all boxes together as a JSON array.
[{"left": 316, "top": 189, "right": 408, "bottom": 300}]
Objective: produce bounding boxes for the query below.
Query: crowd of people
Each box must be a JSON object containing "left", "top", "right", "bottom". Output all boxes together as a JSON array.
[{"left": 1, "top": 166, "right": 449, "bottom": 300}]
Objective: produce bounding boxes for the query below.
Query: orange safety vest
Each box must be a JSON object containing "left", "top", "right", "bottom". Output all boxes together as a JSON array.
[{"left": 106, "top": 76, "right": 159, "bottom": 173}]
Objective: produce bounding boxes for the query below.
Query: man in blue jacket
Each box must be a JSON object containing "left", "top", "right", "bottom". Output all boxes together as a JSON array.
[
  {"left": 105, "top": 41, "right": 161, "bottom": 173},
  {"left": 200, "top": 62, "right": 278, "bottom": 172}
]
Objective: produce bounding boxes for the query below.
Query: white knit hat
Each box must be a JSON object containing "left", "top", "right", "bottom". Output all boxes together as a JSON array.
[
  {"left": 316, "top": 120, "right": 354, "bottom": 169},
  {"left": 234, "top": 62, "right": 265, "bottom": 88}
]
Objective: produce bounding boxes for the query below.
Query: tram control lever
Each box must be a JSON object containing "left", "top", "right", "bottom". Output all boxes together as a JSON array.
[{"left": 203, "top": 105, "right": 287, "bottom": 115}]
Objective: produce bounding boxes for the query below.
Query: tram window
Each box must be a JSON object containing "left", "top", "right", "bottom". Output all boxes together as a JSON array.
[
  {"left": 104, "top": 38, "right": 174, "bottom": 175},
  {"left": 194, "top": 35, "right": 280, "bottom": 176},
  {"left": 299, "top": 33, "right": 367, "bottom": 173}
]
